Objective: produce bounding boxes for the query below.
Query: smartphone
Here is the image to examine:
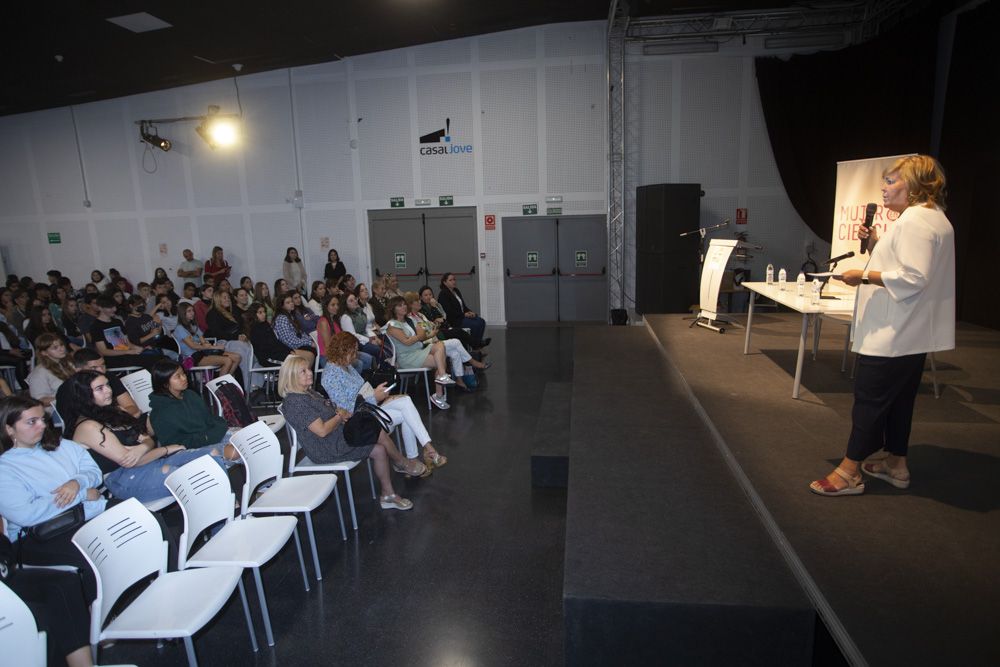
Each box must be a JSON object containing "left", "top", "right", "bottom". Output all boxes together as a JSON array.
[{"left": 383, "top": 382, "right": 397, "bottom": 392}]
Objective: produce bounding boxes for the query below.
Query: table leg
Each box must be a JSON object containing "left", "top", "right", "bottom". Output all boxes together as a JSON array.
[
  {"left": 793, "top": 313, "right": 809, "bottom": 399},
  {"left": 812, "top": 315, "right": 822, "bottom": 360},
  {"left": 743, "top": 291, "right": 756, "bottom": 355}
]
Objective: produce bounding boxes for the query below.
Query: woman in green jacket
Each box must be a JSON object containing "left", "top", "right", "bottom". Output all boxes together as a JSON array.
[{"left": 148, "top": 359, "right": 236, "bottom": 450}]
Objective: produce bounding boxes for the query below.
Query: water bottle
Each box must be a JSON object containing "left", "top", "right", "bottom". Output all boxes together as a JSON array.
[
  {"left": 811, "top": 278, "right": 821, "bottom": 304},
  {"left": 796, "top": 271, "right": 806, "bottom": 297},
  {"left": 778, "top": 268, "right": 787, "bottom": 291},
  {"left": 766, "top": 263, "right": 774, "bottom": 285}
]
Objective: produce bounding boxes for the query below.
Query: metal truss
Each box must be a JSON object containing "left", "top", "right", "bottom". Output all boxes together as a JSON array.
[{"left": 607, "top": 0, "right": 628, "bottom": 314}]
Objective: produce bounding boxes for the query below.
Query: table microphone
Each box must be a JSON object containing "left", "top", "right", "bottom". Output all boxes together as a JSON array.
[
  {"left": 860, "top": 203, "right": 877, "bottom": 254},
  {"left": 824, "top": 251, "right": 855, "bottom": 264}
]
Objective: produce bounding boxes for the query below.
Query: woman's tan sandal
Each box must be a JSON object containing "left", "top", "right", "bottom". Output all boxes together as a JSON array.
[
  {"left": 424, "top": 451, "right": 447, "bottom": 470},
  {"left": 809, "top": 466, "right": 865, "bottom": 496},
  {"left": 861, "top": 460, "right": 911, "bottom": 489}
]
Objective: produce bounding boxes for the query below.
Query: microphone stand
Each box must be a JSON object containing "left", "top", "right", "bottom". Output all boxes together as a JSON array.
[{"left": 679, "top": 219, "right": 730, "bottom": 321}]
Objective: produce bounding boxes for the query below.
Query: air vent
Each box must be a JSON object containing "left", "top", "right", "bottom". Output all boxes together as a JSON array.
[{"left": 106, "top": 12, "right": 172, "bottom": 33}]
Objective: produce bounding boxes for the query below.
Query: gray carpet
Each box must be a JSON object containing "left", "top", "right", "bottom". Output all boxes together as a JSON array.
[{"left": 645, "top": 313, "right": 1000, "bottom": 666}]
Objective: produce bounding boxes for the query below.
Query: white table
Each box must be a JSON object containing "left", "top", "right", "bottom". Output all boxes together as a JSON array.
[{"left": 742, "top": 282, "right": 855, "bottom": 399}]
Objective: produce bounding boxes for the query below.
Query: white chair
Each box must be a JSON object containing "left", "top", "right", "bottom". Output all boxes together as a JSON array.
[
  {"left": 384, "top": 335, "right": 433, "bottom": 410},
  {"left": 165, "top": 456, "right": 309, "bottom": 647},
  {"left": 172, "top": 332, "right": 220, "bottom": 392},
  {"left": 283, "top": 415, "right": 376, "bottom": 532},
  {"left": 206, "top": 373, "right": 285, "bottom": 433},
  {"left": 71, "top": 497, "right": 251, "bottom": 667},
  {"left": 247, "top": 343, "right": 281, "bottom": 405},
  {"left": 119, "top": 369, "right": 153, "bottom": 414},
  {"left": 0, "top": 580, "right": 47, "bottom": 667},
  {"left": 308, "top": 330, "right": 322, "bottom": 387},
  {"left": 229, "top": 421, "right": 344, "bottom": 581}
]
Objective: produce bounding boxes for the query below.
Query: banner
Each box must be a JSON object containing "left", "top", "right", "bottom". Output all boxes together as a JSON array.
[{"left": 827, "top": 154, "right": 914, "bottom": 292}]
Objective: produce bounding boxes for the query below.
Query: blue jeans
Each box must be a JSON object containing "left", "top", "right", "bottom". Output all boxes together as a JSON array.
[
  {"left": 462, "top": 316, "right": 486, "bottom": 345},
  {"left": 105, "top": 446, "right": 232, "bottom": 503}
]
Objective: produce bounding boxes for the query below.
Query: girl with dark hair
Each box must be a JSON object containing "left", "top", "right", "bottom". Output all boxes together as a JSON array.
[
  {"left": 384, "top": 296, "right": 455, "bottom": 410},
  {"left": 0, "top": 395, "right": 106, "bottom": 602},
  {"left": 23, "top": 304, "right": 63, "bottom": 346},
  {"left": 273, "top": 278, "right": 291, "bottom": 305},
  {"left": 290, "top": 291, "right": 318, "bottom": 334},
  {"left": 54, "top": 371, "right": 234, "bottom": 504},
  {"left": 337, "top": 291, "right": 380, "bottom": 366},
  {"left": 438, "top": 272, "right": 489, "bottom": 349},
  {"left": 154, "top": 267, "right": 169, "bottom": 283},
  {"left": 239, "top": 276, "right": 254, "bottom": 292},
  {"left": 174, "top": 301, "right": 240, "bottom": 378},
  {"left": 244, "top": 302, "right": 293, "bottom": 367},
  {"left": 282, "top": 246, "right": 308, "bottom": 294},
  {"left": 306, "top": 281, "right": 326, "bottom": 316},
  {"left": 272, "top": 293, "right": 316, "bottom": 368},
  {"left": 254, "top": 281, "right": 275, "bottom": 321},
  {"left": 60, "top": 296, "right": 85, "bottom": 348},
  {"left": 338, "top": 273, "right": 357, "bottom": 295},
  {"left": 89, "top": 270, "right": 109, "bottom": 291},
  {"left": 205, "top": 291, "right": 253, "bottom": 387},
  {"left": 148, "top": 359, "right": 238, "bottom": 451},
  {"left": 323, "top": 248, "right": 346, "bottom": 283},
  {"left": 0, "top": 312, "right": 32, "bottom": 385}
]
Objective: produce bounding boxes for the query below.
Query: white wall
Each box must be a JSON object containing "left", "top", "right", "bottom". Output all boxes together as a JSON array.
[{"left": 0, "top": 19, "right": 825, "bottom": 322}]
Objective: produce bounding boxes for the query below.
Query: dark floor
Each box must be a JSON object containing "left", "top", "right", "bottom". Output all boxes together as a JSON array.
[
  {"left": 645, "top": 314, "right": 1000, "bottom": 667},
  {"left": 99, "top": 327, "right": 573, "bottom": 667}
]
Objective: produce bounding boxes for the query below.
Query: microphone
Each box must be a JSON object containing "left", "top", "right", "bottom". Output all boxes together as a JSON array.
[
  {"left": 824, "top": 251, "right": 855, "bottom": 264},
  {"left": 721, "top": 218, "right": 730, "bottom": 226},
  {"left": 860, "top": 203, "right": 877, "bottom": 254}
]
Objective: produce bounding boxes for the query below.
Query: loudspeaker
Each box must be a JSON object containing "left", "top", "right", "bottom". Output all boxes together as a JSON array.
[{"left": 635, "top": 184, "right": 702, "bottom": 314}]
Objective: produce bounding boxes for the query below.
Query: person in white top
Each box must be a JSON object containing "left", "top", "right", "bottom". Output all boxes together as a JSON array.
[
  {"left": 282, "top": 247, "right": 308, "bottom": 294},
  {"left": 810, "top": 155, "right": 955, "bottom": 496}
]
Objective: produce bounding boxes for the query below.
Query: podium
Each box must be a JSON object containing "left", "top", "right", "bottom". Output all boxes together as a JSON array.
[{"left": 693, "top": 239, "right": 738, "bottom": 333}]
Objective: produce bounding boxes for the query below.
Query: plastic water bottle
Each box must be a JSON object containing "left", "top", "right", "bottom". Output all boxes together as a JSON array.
[
  {"left": 766, "top": 263, "right": 774, "bottom": 285},
  {"left": 811, "top": 278, "right": 821, "bottom": 304},
  {"left": 778, "top": 268, "right": 787, "bottom": 291},
  {"left": 796, "top": 271, "right": 806, "bottom": 297}
]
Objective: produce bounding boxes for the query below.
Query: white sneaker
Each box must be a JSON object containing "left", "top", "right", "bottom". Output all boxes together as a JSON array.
[
  {"left": 435, "top": 374, "right": 456, "bottom": 386},
  {"left": 430, "top": 394, "right": 450, "bottom": 410}
]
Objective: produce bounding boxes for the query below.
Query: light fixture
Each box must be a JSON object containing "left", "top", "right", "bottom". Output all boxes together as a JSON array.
[
  {"left": 139, "top": 121, "right": 171, "bottom": 152},
  {"left": 196, "top": 105, "right": 240, "bottom": 149},
  {"left": 642, "top": 40, "right": 720, "bottom": 56}
]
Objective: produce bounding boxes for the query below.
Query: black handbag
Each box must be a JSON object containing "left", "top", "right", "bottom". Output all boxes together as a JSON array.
[
  {"left": 362, "top": 363, "right": 400, "bottom": 394},
  {"left": 343, "top": 396, "right": 393, "bottom": 447},
  {"left": 23, "top": 503, "right": 87, "bottom": 542}
]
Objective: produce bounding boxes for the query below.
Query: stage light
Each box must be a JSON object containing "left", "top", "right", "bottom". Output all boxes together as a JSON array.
[
  {"left": 196, "top": 105, "right": 240, "bottom": 149},
  {"left": 139, "top": 121, "right": 171, "bottom": 151}
]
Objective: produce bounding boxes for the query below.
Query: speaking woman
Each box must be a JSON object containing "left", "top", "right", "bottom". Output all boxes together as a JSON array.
[{"left": 810, "top": 155, "right": 955, "bottom": 496}]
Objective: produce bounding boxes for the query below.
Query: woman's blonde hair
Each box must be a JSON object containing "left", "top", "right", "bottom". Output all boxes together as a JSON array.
[
  {"left": 326, "top": 331, "right": 358, "bottom": 367},
  {"left": 884, "top": 155, "right": 947, "bottom": 210},
  {"left": 403, "top": 291, "right": 419, "bottom": 306},
  {"left": 212, "top": 291, "right": 236, "bottom": 322},
  {"left": 277, "top": 354, "right": 308, "bottom": 398}
]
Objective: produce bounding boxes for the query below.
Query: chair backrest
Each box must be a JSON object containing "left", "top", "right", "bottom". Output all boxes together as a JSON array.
[
  {"left": 228, "top": 421, "right": 284, "bottom": 514},
  {"left": 206, "top": 373, "right": 241, "bottom": 417},
  {"left": 0, "top": 581, "right": 47, "bottom": 667},
  {"left": 71, "top": 498, "right": 167, "bottom": 633},
  {"left": 120, "top": 369, "right": 153, "bottom": 414},
  {"left": 383, "top": 334, "right": 398, "bottom": 368},
  {"left": 284, "top": 418, "right": 301, "bottom": 475},
  {"left": 164, "top": 456, "right": 235, "bottom": 569},
  {"left": 309, "top": 330, "right": 321, "bottom": 384}
]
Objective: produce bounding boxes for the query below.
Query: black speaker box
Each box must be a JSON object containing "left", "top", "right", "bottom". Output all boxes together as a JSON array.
[{"left": 635, "top": 184, "right": 702, "bottom": 314}]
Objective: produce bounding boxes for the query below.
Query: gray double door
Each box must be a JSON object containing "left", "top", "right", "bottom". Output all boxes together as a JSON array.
[
  {"left": 368, "top": 206, "right": 480, "bottom": 310},
  {"left": 502, "top": 215, "right": 607, "bottom": 322}
]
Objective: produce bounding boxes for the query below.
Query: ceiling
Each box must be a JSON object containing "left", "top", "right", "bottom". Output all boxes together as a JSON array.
[{"left": 3, "top": 0, "right": 843, "bottom": 117}]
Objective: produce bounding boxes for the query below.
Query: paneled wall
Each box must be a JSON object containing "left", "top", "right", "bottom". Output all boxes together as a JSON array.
[{"left": 0, "top": 19, "right": 824, "bottom": 322}]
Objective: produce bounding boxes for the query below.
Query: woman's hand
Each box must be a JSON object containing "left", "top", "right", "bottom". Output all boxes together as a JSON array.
[
  {"left": 119, "top": 445, "right": 145, "bottom": 468},
  {"left": 166, "top": 444, "right": 186, "bottom": 455},
  {"left": 840, "top": 269, "right": 863, "bottom": 287},
  {"left": 51, "top": 479, "right": 81, "bottom": 508},
  {"left": 464, "top": 310, "right": 476, "bottom": 317},
  {"left": 374, "top": 382, "right": 391, "bottom": 402},
  {"left": 858, "top": 224, "right": 879, "bottom": 244},
  {"left": 239, "top": 334, "right": 248, "bottom": 342},
  {"left": 86, "top": 487, "right": 102, "bottom": 501},
  {"left": 336, "top": 408, "right": 352, "bottom": 421}
]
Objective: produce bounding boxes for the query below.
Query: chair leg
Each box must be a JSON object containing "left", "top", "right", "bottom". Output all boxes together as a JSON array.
[
  {"left": 366, "top": 459, "right": 376, "bottom": 499},
  {"left": 423, "top": 372, "right": 432, "bottom": 410},
  {"left": 252, "top": 567, "right": 275, "bottom": 647},
  {"left": 303, "top": 511, "right": 322, "bottom": 580},
  {"left": 291, "top": 523, "right": 310, "bottom": 592},
  {"left": 236, "top": 576, "right": 259, "bottom": 653},
  {"left": 333, "top": 482, "right": 348, "bottom": 540},
  {"left": 343, "top": 469, "right": 358, "bottom": 531},
  {"left": 183, "top": 635, "right": 199, "bottom": 667}
]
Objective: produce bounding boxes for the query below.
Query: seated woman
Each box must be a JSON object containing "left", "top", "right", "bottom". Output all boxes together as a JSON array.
[
  {"left": 0, "top": 396, "right": 107, "bottom": 603},
  {"left": 384, "top": 296, "right": 455, "bottom": 410},
  {"left": 322, "top": 332, "right": 447, "bottom": 469},
  {"left": 317, "top": 294, "right": 369, "bottom": 373},
  {"left": 23, "top": 305, "right": 65, "bottom": 347},
  {"left": 438, "top": 272, "right": 489, "bottom": 349},
  {"left": 148, "top": 359, "right": 239, "bottom": 450},
  {"left": 418, "top": 285, "right": 476, "bottom": 350},
  {"left": 278, "top": 355, "right": 424, "bottom": 510},
  {"left": 55, "top": 371, "right": 235, "bottom": 504},
  {"left": 244, "top": 302, "right": 298, "bottom": 367},
  {"left": 89, "top": 295, "right": 161, "bottom": 371},
  {"left": 273, "top": 278, "right": 292, "bottom": 305},
  {"left": 406, "top": 292, "right": 488, "bottom": 391},
  {"left": 205, "top": 291, "right": 253, "bottom": 387},
  {"left": 70, "top": 349, "right": 141, "bottom": 417},
  {"left": 254, "top": 281, "right": 275, "bottom": 321},
  {"left": 59, "top": 296, "right": 85, "bottom": 348},
  {"left": 306, "top": 281, "right": 326, "bottom": 316},
  {"left": 273, "top": 292, "right": 316, "bottom": 369},
  {"left": 291, "top": 291, "right": 318, "bottom": 334},
  {"left": 338, "top": 291, "right": 381, "bottom": 365},
  {"left": 25, "top": 334, "right": 74, "bottom": 408},
  {"left": 174, "top": 301, "right": 241, "bottom": 379},
  {"left": 232, "top": 287, "right": 252, "bottom": 322},
  {"left": 369, "top": 277, "right": 389, "bottom": 327},
  {"left": 338, "top": 273, "right": 357, "bottom": 296},
  {"left": 0, "top": 316, "right": 30, "bottom": 385},
  {"left": 355, "top": 283, "right": 380, "bottom": 338}
]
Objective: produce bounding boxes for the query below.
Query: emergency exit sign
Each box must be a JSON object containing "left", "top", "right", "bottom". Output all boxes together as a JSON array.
[
  {"left": 390, "top": 197, "right": 405, "bottom": 208},
  {"left": 439, "top": 195, "right": 454, "bottom": 206},
  {"left": 47, "top": 232, "right": 61, "bottom": 244}
]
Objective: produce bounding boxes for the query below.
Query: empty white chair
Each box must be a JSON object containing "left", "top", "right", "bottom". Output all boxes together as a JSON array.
[
  {"left": 165, "top": 456, "right": 309, "bottom": 647},
  {"left": 119, "top": 369, "right": 153, "bottom": 414},
  {"left": 228, "top": 421, "right": 344, "bottom": 581},
  {"left": 0, "top": 581, "right": 47, "bottom": 667},
  {"left": 71, "top": 497, "right": 250, "bottom": 667},
  {"left": 283, "top": 415, "right": 376, "bottom": 532},
  {"left": 206, "top": 374, "right": 285, "bottom": 433},
  {"left": 247, "top": 343, "right": 281, "bottom": 405}
]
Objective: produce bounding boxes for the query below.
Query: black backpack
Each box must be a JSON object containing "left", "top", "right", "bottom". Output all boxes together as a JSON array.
[{"left": 214, "top": 379, "right": 256, "bottom": 428}]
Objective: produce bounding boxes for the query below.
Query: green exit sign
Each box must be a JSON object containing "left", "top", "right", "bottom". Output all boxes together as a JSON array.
[
  {"left": 47, "top": 232, "right": 61, "bottom": 244},
  {"left": 522, "top": 204, "right": 537, "bottom": 215},
  {"left": 546, "top": 207, "right": 562, "bottom": 215},
  {"left": 439, "top": 195, "right": 454, "bottom": 206},
  {"left": 390, "top": 197, "right": 405, "bottom": 208}
]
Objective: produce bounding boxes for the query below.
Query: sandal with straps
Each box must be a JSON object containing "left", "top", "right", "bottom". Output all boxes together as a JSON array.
[
  {"left": 809, "top": 466, "right": 865, "bottom": 496},
  {"left": 861, "top": 459, "right": 911, "bottom": 489},
  {"left": 423, "top": 451, "right": 447, "bottom": 470},
  {"left": 392, "top": 459, "right": 430, "bottom": 478}
]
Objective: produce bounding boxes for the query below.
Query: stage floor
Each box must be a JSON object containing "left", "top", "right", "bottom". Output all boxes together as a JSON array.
[{"left": 645, "top": 313, "right": 1000, "bottom": 666}]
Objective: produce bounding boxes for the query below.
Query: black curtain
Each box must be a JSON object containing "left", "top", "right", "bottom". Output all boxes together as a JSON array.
[
  {"left": 938, "top": 0, "right": 999, "bottom": 330},
  {"left": 754, "top": 14, "right": 940, "bottom": 242}
]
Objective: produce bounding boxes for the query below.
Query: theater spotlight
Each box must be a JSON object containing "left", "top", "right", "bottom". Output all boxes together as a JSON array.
[
  {"left": 196, "top": 105, "right": 240, "bottom": 149},
  {"left": 139, "top": 121, "right": 171, "bottom": 151}
]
